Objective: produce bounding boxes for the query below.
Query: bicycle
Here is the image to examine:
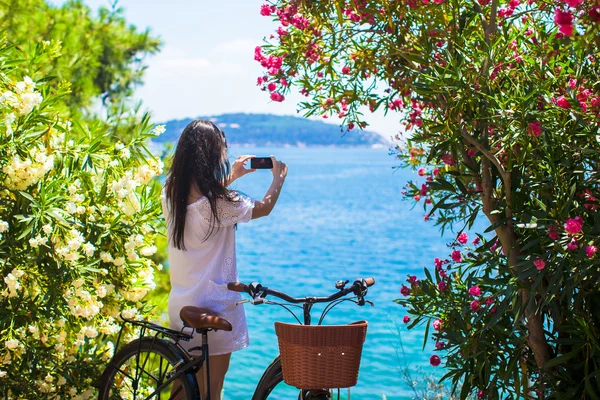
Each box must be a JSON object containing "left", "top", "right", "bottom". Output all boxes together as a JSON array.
[{"left": 96, "top": 277, "right": 375, "bottom": 400}]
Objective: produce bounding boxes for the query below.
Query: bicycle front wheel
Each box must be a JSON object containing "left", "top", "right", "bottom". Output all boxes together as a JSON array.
[
  {"left": 252, "top": 357, "right": 329, "bottom": 400},
  {"left": 98, "top": 337, "right": 199, "bottom": 400}
]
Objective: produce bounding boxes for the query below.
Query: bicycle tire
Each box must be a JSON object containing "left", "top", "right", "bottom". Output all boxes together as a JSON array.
[
  {"left": 252, "top": 357, "right": 328, "bottom": 400},
  {"left": 97, "top": 337, "right": 199, "bottom": 400}
]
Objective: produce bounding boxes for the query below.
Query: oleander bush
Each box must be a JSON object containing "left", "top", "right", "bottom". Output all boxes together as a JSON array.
[
  {"left": 255, "top": 0, "right": 600, "bottom": 398},
  {"left": 0, "top": 38, "right": 165, "bottom": 398}
]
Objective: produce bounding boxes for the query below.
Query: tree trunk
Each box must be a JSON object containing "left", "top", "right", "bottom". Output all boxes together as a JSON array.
[{"left": 480, "top": 158, "right": 552, "bottom": 370}]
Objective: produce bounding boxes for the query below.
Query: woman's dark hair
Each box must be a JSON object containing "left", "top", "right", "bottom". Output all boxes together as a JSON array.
[{"left": 165, "top": 120, "right": 236, "bottom": 250}]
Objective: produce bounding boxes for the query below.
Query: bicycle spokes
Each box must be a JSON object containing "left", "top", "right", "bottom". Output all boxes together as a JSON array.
[{"left": 106, "top": 350, "right": 181, "bottom": 400}]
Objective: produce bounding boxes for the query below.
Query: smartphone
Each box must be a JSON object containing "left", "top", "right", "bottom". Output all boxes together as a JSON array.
[{"left": 250, "top": 157, "right": 273, "bottom": 169}]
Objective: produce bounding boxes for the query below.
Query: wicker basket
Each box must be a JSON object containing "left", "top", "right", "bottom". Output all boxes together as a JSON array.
[{"left": 274, "top": 320, "right": 368, "bottom": 389}]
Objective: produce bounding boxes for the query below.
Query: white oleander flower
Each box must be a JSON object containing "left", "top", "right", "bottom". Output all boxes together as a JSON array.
[
  {"left": 0, "top": 220, "right": 8, "bottom": 233},
  {"left": 56, "top": 331, "right": 67, "bottom": 343},
  {"left": 81, "top": 326, "right": 98, "bottom": 338},
  {"left": 112, "top": 257, "right": 125, "bottom": 267},
  {"left": 5, "top": 339, "right": 19, "bottom": 350},
  {"left": 153, "top": 125, "right": 165, "bottom": 136},
  {"left": 4, "top": 112, "right": 15, "bottom": 134},
  {"left": 140, "top": 246, "right": 157, "bottom": 257},
  {"left": 82, "top": 243, "right": 95, "bottom": 257},
  {"left": 4, "top": 273, "right": 21, "bottom": 297},
  {"left": 65, "top": 202, "right": 77, "bottom": 214},
  {"left": 0, "top": 370, "right": 6, "bottom": 378},
  {"left": 18, "top": 91, "right": 43, "bottom": 115},
  {"left": 72, "top": 278, "right": 85, "bottom": 288},
  {"left": 42, "top": 224, "right": 52, "bottom": 234},
  {"left": 100, "top": 252, "right": 113, "bottom": 263},
  {"left": 121, "top": 308, "right": 137, "bottom": 319}
]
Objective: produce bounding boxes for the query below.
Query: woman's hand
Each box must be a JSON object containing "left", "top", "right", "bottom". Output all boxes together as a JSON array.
[
  {"left": 270, "top": 156, "right": 288, "bottom": 182},
  {"left": 228, "top": 155, "right": 256, "bottom": 185}
]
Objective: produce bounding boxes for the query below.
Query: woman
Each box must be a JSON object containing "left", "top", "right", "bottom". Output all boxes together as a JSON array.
[{"left": 162, "top": 119, "right": 287, "bottom": 399}]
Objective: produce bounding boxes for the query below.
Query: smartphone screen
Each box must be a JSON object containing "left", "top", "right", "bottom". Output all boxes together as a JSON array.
[{"left": 250, "top": 157, "right": 274, "bottom": 169}]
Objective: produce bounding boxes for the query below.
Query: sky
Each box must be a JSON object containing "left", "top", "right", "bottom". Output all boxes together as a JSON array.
[{"left": 52, "top": 0, "right": 403, "bottom": 138}]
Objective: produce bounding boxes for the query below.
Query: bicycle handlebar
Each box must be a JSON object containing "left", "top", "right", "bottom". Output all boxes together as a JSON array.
[{"left": 227, "top": 277, "right": 375, "bottom": 304}]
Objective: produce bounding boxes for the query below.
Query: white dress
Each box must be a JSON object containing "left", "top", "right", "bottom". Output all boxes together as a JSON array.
[{"left": 162, "top": 191, "right": 254, "bottom": 355}]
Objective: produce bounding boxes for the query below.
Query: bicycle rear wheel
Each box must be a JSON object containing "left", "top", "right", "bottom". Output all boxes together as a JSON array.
[
  {"left": 252, "top": 357, "right": 330, "bottom": 400},
  {"left": 97, "top": 337, "right": 199, "bottom": 400}
]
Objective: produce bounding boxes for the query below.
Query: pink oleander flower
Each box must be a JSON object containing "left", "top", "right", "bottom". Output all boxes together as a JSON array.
[
  {"left": 433, "top": 319, "right": 442, "bottom": 331},
  {"left": 267, "top": 82, "right": 277, "bottom": 92},
  {"left": 441, "top": 154, "right": 455, "bottom": 166},
  {"left": 435, "top": 341, "right": 445, "bottom": 349},
  {"left": 408, "top": 275, "right": 419, "bottom": 287},
  {"left": 342, "top": 65, "right": 351, "bottom": 74},
  {"left": 528, "top": 121, "right": 542, "bottom": 137},
  {"left": 438, "top": 281, "right": 447, "bottom": 292},
  {"left": 270, "top": 92, "right": 285, "bottom": 102},
  {"left": 485, "top": 297, "right": 495, "bottom": 306},
  {"left": 554, "top": 8, "right": 574, "bottom": 25},
  {"left": 403, "top": 315, "right": 411, "bottom": 324},
  {"left": 567, "top": 239, "right": 579, "bottom": 251},
  {"left": 563, "top": 0, "right": 584, "bottom": 7},
  {"left": 548, "top": 224, "right": 560, "bottom": 240},
  {"left": 556, "top": 95, "right": 571, "bottom": 108},
  {"left": 417, "top": 167, "right": 427, "bottom": 176},
  {"left": 470, "top": 300, "right": 481, "bottom": 312},
  {"left": 430, "top": 355, "right": 441, "bottom": 366},
  {"left": 468, "top": 286, "right": 481, "bottom": 296},
  {"left": 400, "top": 285, "right": 411, "bottom": 296},
  {"left": 457, "top": 232, "right": 468, "bottom": 245},
  {"left": 478, "top": 391, "right": 485, "bottom": 399},
  {"left": 533, "top": 258, "right": 546, "bottom": 271},
  {"left": 260, "top": 4, "right": 274, "bottom": 16},
  {"left": 565, "top": 216, "right": 584, "bottom": 235},
  {"left": 451, "top": 250, "right": 462, "bottom": 262},
  {"left": 434, "top": 258, "right": 443, "bottom": 269},
  {"left": 586, "top": 245, "right": 597, "bottom": 258},
  {"left": 559, "top": 24, "right": 574, "bottom": 36},
  {"left": 277, "top": 26, "right": 289, "bottom": 37},
  {"left": 568, "top": 78, "right": 578, "bottom": 89},
  {"left": 414, "top": 194, "right": 421, "bottom": 202},
  {"left": 420, "top": 184, "right": 428, "bottom": 196},
  {"left": 433, "top": 168, "right": 440, "bottom": 177},
  {"left": 472, "top": 237, "right": 481, "bottom": 246}
]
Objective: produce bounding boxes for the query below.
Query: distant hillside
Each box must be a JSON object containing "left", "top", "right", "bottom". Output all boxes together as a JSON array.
[{"left": 154, "top": 113, "right": 389, "bottom": 147}]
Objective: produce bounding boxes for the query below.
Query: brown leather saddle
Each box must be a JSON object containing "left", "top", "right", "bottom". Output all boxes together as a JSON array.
[{"left": 179, "top": 306, "right": 232, "bottom": 331}]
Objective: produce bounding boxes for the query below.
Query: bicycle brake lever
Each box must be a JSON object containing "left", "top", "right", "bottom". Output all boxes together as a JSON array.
[{"left": 252, "top": 298, "right": 265, "bottom": 305}]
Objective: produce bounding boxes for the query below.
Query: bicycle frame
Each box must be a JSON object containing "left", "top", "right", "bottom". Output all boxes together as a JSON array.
[{"left": 106, "top": 318, "right": 212, "bottom": 400}]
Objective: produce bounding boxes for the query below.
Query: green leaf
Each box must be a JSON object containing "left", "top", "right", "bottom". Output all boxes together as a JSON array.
[{"left": 543, "top": 348, "right": 583, "bottom": 369}]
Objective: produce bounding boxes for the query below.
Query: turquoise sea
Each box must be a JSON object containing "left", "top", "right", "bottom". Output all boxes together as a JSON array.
[{"left": 221, "top": 146, "right": 455, "bottom": 399}]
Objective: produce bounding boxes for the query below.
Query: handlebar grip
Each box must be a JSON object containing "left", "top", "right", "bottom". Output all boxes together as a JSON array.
[
  {"left": 365, "top": 278, "right": 375, "bottom": 287},
  {"left": 227, "top": 282, "right": 249, "bottom": 293}
]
